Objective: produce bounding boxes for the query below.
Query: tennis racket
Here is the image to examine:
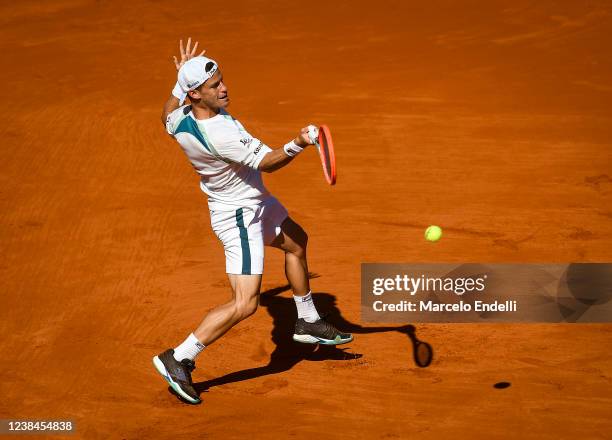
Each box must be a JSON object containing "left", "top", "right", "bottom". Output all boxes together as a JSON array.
[{"left": 314, "top": 125, "right": 336, "bottom": 185}]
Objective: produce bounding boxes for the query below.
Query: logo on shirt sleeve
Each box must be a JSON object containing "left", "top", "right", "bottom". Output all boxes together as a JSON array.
[{"left": 240, "top": 137, "right": 253, "bottom": 147}]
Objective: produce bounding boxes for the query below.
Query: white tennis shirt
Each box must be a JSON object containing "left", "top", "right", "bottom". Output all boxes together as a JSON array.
[{"left": 166, "top": 105, "right": 273, "bottom": 211}]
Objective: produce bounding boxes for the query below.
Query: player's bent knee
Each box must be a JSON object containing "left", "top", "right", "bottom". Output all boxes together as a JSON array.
[
  {"left": 238, "top": 302, "right": 258, "bottom": 320},
  {"left": 289, "top": 229, "right": 308, "bottom": 257},
  {"left": 291, "top": 243, "right": 307, "bottom": 259},
  {"left": 233, "top": 297, "right": 259, "bottom": 321}
]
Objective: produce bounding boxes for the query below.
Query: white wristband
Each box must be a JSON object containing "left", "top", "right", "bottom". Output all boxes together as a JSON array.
[
  {"left": 283, "top": 141, "right": 304, "bottom": 157},
  {"left": 172, "top": 82, "right": 187, "bottom": 105}
]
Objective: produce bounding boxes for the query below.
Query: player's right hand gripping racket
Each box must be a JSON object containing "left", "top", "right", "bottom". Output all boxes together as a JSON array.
[{"left": 314, "top": 125, "right": 336, "bottom": 185}]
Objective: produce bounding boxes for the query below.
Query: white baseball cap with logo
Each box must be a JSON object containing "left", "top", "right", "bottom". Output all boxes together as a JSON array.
[{"left": 177, "top": 56, "right": 219, "bottom": 93}]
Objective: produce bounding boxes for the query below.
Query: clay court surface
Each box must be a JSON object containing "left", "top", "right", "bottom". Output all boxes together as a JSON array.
[{"left": 1, "top": 0, "right": 611, "bottom": 438}]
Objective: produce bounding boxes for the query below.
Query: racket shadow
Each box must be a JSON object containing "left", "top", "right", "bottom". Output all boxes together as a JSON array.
[
  {"left": 194, "top": 278, "right": 432, "bottom": 393},
  {"left": 319, "top": 296, "right": 433, "bottom": 368}
]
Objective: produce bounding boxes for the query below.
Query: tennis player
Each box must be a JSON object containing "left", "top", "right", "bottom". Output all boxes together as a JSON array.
[{"left": 152, "top": 39, "right": 352, "bottom": 404}]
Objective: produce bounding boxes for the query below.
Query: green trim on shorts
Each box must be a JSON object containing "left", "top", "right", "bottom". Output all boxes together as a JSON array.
[{"left": 235, "top": 208, "right": 251, "bottom": 275}]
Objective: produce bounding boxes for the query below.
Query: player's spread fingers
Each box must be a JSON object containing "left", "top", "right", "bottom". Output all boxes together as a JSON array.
[
  {"left": 173, "top": 55, "right": 179, "bottom": 69},
  {"left": 179, "top": 39, "right": 184, "bottom": 56},
  {"left": 191, "top": 41, "right": 199, "bottom": 56},
  {"left": 186, "top": 37, "right": 192, "bottom": 54},
  {"left": 198, "top": 49, "right": 206, "bottom": 56}
]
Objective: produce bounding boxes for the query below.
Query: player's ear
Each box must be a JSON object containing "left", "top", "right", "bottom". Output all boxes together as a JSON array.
[{"left": 187, "top": 89, "right": 200, "bottom": 101}]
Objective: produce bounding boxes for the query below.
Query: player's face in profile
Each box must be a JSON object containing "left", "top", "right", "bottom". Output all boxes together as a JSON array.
[{"left": 201, "top": 70, "right": 229, "bottom": 110}]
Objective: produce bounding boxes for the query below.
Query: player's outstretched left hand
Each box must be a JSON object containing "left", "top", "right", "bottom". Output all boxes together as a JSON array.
[{"left": 173, "top": 37, "right": 206, "bottom": 71}]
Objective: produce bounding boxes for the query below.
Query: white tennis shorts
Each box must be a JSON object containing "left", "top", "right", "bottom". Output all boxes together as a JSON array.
[{"left": 210, "top": 197, "right": 289, "bottom": 275}]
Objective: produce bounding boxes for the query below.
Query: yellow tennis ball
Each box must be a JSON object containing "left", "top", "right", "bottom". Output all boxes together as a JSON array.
[{"left": 425, "top": 225, "right": 442, "bottom": 242}]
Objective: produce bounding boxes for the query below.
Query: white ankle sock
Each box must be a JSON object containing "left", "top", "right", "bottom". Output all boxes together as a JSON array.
[
  {"left": 173, "top": 333, "right": 205, "bottom": 362},
  {"left": 293, "top": 291, "right": 321, "bottom": 323}
]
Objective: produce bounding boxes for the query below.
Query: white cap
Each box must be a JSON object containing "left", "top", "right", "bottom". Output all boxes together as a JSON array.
[{"left": 177, "top": 56, "right": 219, "bottom": 93}]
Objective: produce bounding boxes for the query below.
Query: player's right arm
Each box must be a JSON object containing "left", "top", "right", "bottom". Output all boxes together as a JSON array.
[
  {"left": 257, "top": 127, "right": 313, "bottom": 173},
  {"left": 210, "top": 125, "right": 315, "bottom": 173}
]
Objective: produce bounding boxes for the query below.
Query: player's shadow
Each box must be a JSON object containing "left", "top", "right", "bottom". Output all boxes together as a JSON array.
[{"left": 193, "top": 277, "right": 425, "bottom": 394}]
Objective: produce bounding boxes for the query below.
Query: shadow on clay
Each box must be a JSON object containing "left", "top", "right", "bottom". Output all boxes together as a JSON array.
[{"left": 192, "top": 275, "right": 432, "bottom": 396}]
